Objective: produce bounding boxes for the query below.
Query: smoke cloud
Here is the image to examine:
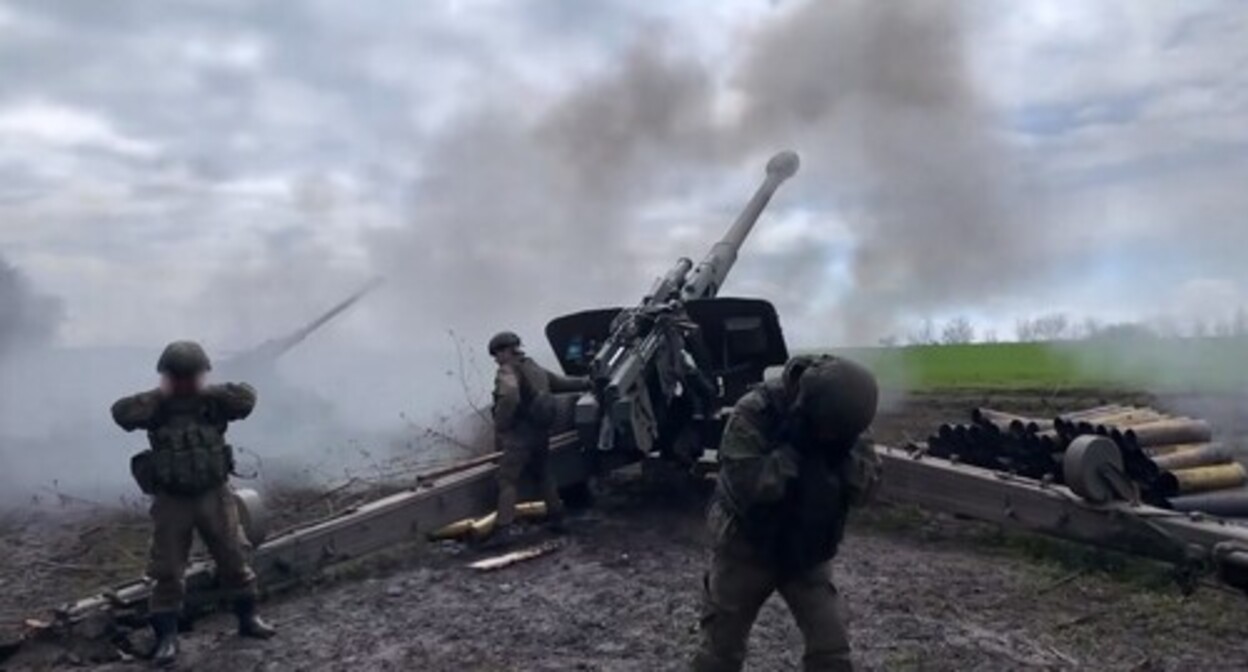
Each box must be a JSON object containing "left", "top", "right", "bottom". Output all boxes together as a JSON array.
[
  {"left": 364, "top": 1, "right": 1031, "bottom": 348},
  {"left": 0, "top": 253, "right": 63, "bottom": 357},
  {"left": 366, "top": 39, "right": 724, "bottom": 346},
  {"left": 726, "top": 1, "right": 1039, "bottom": 341}
]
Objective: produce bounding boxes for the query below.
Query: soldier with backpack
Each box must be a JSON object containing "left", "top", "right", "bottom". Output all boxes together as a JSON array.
[
  {"left": 111, "top": 341, "right": 276, "bottom": 667},
  {"left": 484, "top": 331, "right": 591, "bottom": 548}
]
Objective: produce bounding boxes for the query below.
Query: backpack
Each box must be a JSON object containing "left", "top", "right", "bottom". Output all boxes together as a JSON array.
[{"left": 517, "top": 360, "right": 557, "bottom": 429}]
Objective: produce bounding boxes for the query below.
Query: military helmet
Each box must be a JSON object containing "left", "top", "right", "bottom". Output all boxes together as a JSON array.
[
  {"left": 157, "top": 340, "right": 212, "bottom": 376},
  {"left": 488, "top": 331, "right": 522, "bottom": 355},
  {"left": 790, "top": 355, "right": 879, "bottom": 440}
]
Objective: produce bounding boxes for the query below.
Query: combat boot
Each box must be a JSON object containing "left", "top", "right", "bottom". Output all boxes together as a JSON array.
[
  {"left": 233, "top": 597, "right": 277, "bottom": 639},
  {"left": 148, "top": 612, "right": 179, "bottom": 667},
  {"left": 545, "top": 509, "right": 568, "bottom": 535},
  {"left": 478, "top": 523, "right": 522, "bottom": 551}
]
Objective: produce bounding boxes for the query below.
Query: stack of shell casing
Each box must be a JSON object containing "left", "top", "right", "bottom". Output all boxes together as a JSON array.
[
  {"left": 1053, "top": 405, "right": 1248, "bottom": 513},
  {"left": 922, "top": 408, "right": 1062, "bottom": 480},
  {"left": 916, "top": 404, "right": 1248, "bottom": 515}
]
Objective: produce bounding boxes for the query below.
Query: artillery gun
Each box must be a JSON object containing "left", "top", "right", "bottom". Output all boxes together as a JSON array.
[{"left": 546, "top": 151, "right": 799, "bottom": 467}]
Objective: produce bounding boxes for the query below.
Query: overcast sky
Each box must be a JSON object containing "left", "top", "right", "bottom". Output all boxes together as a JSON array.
[{"left": 2, "top": 0, "right": 1247, "bottom": 354}]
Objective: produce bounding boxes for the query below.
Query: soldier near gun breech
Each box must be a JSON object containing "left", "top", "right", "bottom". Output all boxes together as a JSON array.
[
  {"left": 484, "top": 331, "right": 591, "bottom": 547},
  {"left": 111, "top": 341, "right": 276, "bottom": 667},
  {"left": 692, "top": 355, "right": 882, "bottom": 672}
]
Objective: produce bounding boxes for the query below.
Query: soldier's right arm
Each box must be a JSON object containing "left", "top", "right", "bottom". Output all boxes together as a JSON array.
[
  {"left": 493, "top": 365, "right": 523, "bottom": 431},
  {"left": 545, "top": 369, "right": 591, "bottom": 394},
  {"left": 110, "top": 390, "right": 163, "bottom": 431},
  {"left": 205, "top": 383, "right": 258, "bottom": 421},
  {"left": 717, "top": 393, "right": 800, "bottom": 508}
]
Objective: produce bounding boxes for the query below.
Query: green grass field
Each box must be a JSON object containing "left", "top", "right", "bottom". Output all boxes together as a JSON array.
[{"left": 818, "top": 338, "right": 1248, "bottom": 391}]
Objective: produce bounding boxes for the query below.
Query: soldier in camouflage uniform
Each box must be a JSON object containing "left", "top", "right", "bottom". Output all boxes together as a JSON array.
[
  {"left": 111, "top": 341, "right": 276, "bottom": 667},
  {"left": 692, "top": 355, "right": 882, "bottom": 672},
  {"left": 485, "top": 331, "right": 591, "bottom": 547}
]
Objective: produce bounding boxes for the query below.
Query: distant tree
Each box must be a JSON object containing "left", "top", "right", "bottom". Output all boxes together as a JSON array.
[
  {"left": 878, "top": 334, "right": 899, "bottom": 348},
  {"left": 1079, "top": 317, "right": 1103, "bottom": 340},
  {"left": 982, "top": 329, "right": 999, "bottom": 344},
  {"left": 1150, "top": 316, "right": 1182, "bottom": 339},
  {"left": 1015, "top": 318, "right": 1036, "bottom": 342},
  {"left": 1091, "top": 322, "right": 1156, "bottom": 342},
  {"left": 1214, "top": 318, "right": 1234, "bottom": 338},
  {"left": 1235, "top": 307, "right": 1248, "bottom": 337},
  {"left": 907, "top": 319, "right": 936, "bottom": 346},
  {"left": 941, "top": 317, "right": 975, "bottom": 345},
  {"left": 1032, "top": 313, "right": 1070, "bottom": 341},
  {"left": 1190, "top": 318, "right": 1209, "bottom": 339}
]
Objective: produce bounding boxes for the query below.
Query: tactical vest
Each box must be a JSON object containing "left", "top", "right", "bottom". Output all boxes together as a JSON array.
[
  {"left": 131, "top": 396, "right": 234, "bottom": 496},
  {"left": 722, "top": 380, "right": 850, "bottom": 575}
]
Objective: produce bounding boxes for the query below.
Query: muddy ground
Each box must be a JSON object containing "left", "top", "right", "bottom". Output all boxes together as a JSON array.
[{"left": 5, "top": 389, "right": 1248, "bottom": 671}]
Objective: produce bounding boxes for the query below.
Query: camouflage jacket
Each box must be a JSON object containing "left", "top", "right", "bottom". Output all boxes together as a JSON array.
[
  {"left": 492, "top": 356, "right": 588, "bottom": 433},
  {"left": 712, "top": 378, "right": 881, "bottom": 571},
  {"left": 111, "top": 383, "right": 257, "bottom": 434},
  {"left": 112, "top": 383, "right": 256, "bottom": 495}
]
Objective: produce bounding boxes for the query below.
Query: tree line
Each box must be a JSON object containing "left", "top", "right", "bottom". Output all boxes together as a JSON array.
[{"left": 877, "top": 309, "right": 1248, "bottom": 346}]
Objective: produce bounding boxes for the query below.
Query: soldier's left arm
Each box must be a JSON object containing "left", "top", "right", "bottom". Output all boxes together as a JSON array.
[
  {"left": 841, "top": 438, "right": 882, "bottom": 508},
  {"left": 205, "top": 383, "right": 258, "bottom": 421}
]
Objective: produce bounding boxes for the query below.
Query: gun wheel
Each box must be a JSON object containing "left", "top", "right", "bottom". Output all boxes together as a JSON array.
[{"left": 233, "top": 487, "right": 270, "bottom": 547}]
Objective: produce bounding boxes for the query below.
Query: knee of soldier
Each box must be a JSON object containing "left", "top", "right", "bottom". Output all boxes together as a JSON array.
[
  {"left": 800, "top": 599, "right": 852, "bottom": 665},
  {"left": 699, "top": 576, "right": 753, "bottom": 644},
  {"left": 497, "top": 454, "right": 526, "bottom": 483}
]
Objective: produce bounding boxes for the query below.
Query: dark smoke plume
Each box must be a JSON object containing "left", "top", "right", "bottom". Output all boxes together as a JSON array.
[
  {"left": 366, "top": 39, "right": 723, "bottom": 348},
  {"left": 0, "top": 254, "right": 62, "bottom": 356},
  {"left": 730, "top": 1, "right": 1038, "bottom": 342},
  {"left": 366, "top": 2, "right": 1031, "bottom": 347}
]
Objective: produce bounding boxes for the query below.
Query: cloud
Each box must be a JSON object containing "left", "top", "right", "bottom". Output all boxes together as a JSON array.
[
  {"left": 0, "top": 100, "right": 158, "bottom": 157},
  {"left": 1, "top": 0, "right": 1247, "bottom": 349}
]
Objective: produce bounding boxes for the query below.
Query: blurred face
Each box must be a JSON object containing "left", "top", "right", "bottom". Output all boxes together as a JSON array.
[
  {"left": 493, "top": 346, "right": 521, "bottom": 366},
  {"left": 811, "top": 418, "right": 841, "bottom": 445},
  {"left": 796, "top": 408, "right": 841, "bottom": 446},
  {"left": 160, "top": 372, "right": 205, "bottom": 396}
]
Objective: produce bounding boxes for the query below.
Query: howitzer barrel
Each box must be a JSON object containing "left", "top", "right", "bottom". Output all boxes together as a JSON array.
[
  {"left": 222, "top": 276, "right": 384, "bottom": 370},
  {"left": 681, "top": 151, "right": 800, "bottom": 301}
]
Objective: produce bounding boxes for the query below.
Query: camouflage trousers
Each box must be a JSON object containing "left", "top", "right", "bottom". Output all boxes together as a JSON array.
[
  {"left": 692, "top": 535, "right": 852, "bottom": 672},
  {"left": 496, "top": 429, "right": 564, "bottom": 527},
  {"left": 147, "top": 484, "right": 257, "bottom": 614}
]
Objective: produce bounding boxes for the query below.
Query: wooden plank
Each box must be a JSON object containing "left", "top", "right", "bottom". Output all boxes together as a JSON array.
[
  {"left": 875, "top": 446, "right": 1248, "bottom": 567},
  {"left": 57, "top": 433, "right": 592, "bottom": 628}
]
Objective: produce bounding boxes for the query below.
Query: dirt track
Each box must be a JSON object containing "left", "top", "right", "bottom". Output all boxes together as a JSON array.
[{"left": 6, "top": 389, "right": 1248, "bottom": 671}]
